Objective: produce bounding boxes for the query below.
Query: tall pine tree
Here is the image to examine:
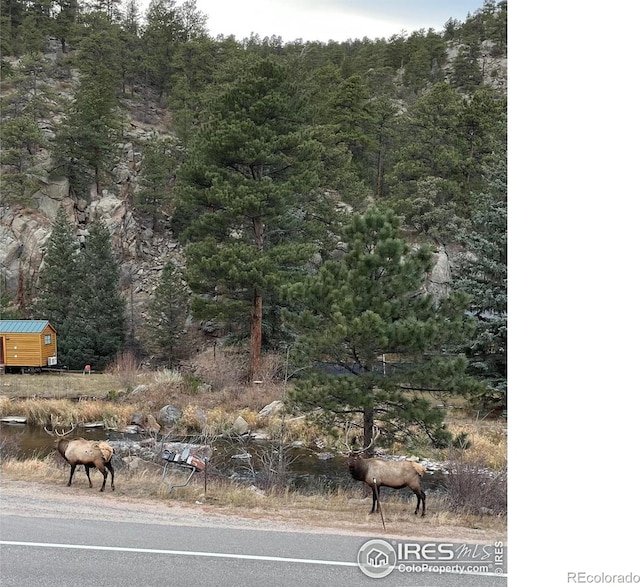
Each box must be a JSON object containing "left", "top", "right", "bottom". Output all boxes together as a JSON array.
[
  {"left": 284, "top": 208, "right": 481, "bottom": 450},
  {"left": 146, "top": 261, "right": 190, "bottom": 367},
  {"left": 176, "top": 57, "right": 327, "bottom": 381},
  {"left": 77, "top": 219, "right": 126, "bottom": 370},
  {"left": 453, "top": 158, "right": 507, "bottom": 413},
  {"left": 53, "top": 13, "right": 121, "bottom": 195},
  {"left": 33, "top": 207, "right": 83, "bottom": 366}
]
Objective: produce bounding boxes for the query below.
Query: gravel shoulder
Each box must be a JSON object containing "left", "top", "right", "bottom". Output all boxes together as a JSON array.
[{"left": 0, "top": 478, "right": 505, "bottom": 544}]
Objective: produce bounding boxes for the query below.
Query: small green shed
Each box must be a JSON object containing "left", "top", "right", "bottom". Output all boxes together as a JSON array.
[{"left": 0, "top": 320, "right": 58, "bottom": 372}]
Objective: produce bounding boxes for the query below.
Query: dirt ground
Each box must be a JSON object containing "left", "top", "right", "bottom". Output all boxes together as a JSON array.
[{"left": 0, "top": 478, "right": 506, "bottom": 545}]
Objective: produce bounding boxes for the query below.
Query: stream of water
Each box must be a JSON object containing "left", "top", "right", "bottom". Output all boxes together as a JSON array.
[{"left": 0, "top": 422, "right": 446, "bottom": 494}]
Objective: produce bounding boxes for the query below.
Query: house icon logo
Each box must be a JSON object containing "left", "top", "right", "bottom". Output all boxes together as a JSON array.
[
  {"left": 357, "top": 539, "right": 396, "bottom": 578},
  {"left": 367, "top": 548, "right": 389, "bottom": 567}
]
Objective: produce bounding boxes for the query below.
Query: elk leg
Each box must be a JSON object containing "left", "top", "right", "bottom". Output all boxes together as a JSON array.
[
  {"left": 414, "top": 489, "right": 426, "bottom": 517},
  {"left": 105, "top": 461, "right": 115, "bottom": 491},
  {"left": 370, "top": 486, "right": 378, "bottom": 514},
  {"left": 95, "top": 465, "right": 107, "bottom": 492},
  {"left": 67, "top": 463, "right": 77, "bottom": 486},
  {"left": 84, "top": 464, "right": 93, "bottom": 488}
]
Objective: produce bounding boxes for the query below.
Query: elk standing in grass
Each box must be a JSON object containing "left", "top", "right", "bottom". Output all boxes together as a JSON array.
[
  {"left": 345, "top": 428, "right": 427, "bottom": 517},
  {"left": 44, "top": 424, "right": 115, "bottom": 492}
]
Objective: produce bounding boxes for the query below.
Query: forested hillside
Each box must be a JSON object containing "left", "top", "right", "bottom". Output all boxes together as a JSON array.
[{"left": 0, "top": 0, "right": 507, "bottom": 418}]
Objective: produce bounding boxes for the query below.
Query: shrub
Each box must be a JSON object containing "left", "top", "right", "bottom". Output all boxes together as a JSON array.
[
  {"left": 106, "top": 351, "right": 142, "bottom": 390},
  {"left": 154, "top": 368, "right": 184, "bottom": 387},
  {"left": 191, "top": 348, "right": 247, "bottom": 390},
  {"left": 444, "top": 452, "right": 507, "bottom": 516}
]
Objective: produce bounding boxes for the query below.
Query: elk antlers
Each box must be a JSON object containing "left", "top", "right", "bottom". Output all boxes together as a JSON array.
[
  {"left": 341, "top": 422, "right": 380, "bottom": 455},
  {"left": 44, "top": 422, "right": 77, "bottom": 437}
]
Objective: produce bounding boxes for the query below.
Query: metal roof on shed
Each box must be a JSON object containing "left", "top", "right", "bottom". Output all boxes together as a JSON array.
[{"left": 0, "top": 320, "right": 53, "bottom": 333}]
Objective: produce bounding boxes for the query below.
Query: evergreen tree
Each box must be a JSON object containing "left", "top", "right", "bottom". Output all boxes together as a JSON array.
[
  {"left": 387, "top": 82, "right": 466, "bottom": 211},
  {"left": 284, "top": 208, "right": 481, "bottom": 450},
  {"left": 328, "top": 74, "right": 374, "bottom": 184},
  {"left": 146, "top": 261, "right": 190, "bottom": 367},
  {"left": 453, "top": 158, "right": 507, "bottom": 412},
  {"left": 0, "top": 289, "right": 22, "bottom": 320},
  {"left": 388, "top": 83, "right": 506, "bottom": 220},
  {"left": 176, "top": 0, "right": 207, "bottom": 41},
  {"left": 34, "top": 214, "right": 125, "bottom": 369},
  {"left": 176, "top": 57, "right": 326, "bottom": 381},
  {"left": 0, "top": 113, "right": 45, "bottom": 173},
  {"left": 16, "top": 12, "right": 48, "bottom": 55},
  {"left": 11, "top": 53, "right": 52, "bottom": 118},
  {"left": 51, "top": 0, "right": 79, "bottom": 53},
  {"left": 169, "top": 36, "right": 245, "bottom": 141},
  {"left": 33, "top": 207, "right": 83, "bottom": 366},
  {"left": 135, "top": 136, "right": 180, "bottom": 222},
  {"left": 0, "top": 0, "right": 26, "bottom": 56},
  {"left": 117, "top": 0, "right": 144, "bottom": 97},
  {"left": 141, "top": 0, "right": 182, "bottom": 100},
  {"left": 53, "top": 14, "right": 121, "bottom": 195},
  {"left": 77, "top": 220, "right": 126, "bottom": 370},
  {"left": 458, "top": 87, "right": 507, "bottom": 195},
  {"left": 451, "top": 44, "right": 483, "bottom": 93}
]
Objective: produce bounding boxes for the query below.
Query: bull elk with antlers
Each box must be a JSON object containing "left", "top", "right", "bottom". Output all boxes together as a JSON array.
[
  {"left": 345, "top": 427, "right": 427, "bottom": 517},
  {"left": 44, "top": 424, "right": 115, "bottom": 492}
]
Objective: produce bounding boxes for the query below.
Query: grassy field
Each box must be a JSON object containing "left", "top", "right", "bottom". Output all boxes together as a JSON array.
[{"left": 0, "top": 372, "right": 150, "bottom": 399}]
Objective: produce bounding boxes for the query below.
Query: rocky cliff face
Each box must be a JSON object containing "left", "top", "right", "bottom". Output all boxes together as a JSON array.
[
  {"left": 0, "top": 45, "right": 183, "bottom": 319},
  {"left": 0, "top": 39, "right": 505, "bottom": 319}
]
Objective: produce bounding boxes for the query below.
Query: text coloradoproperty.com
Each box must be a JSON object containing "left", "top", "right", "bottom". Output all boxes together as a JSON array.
[{"left": 397, "top": 563, "right": 493, "bottom": 574}]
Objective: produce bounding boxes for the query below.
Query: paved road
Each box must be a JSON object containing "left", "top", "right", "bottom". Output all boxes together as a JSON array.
[{"left": 1, "top": 514, "right": 506, "bottom": 586}]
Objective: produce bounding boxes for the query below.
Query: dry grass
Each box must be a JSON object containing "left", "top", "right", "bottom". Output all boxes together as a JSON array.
[
  {"left": 443, "top": 415, "right": 507, "bottom": 470},
  {"left": 191, "top": 348, "right": 248, "bottom": 390},
  {"left": 0, "top": 457, "right": 506, "bottom": 538},
  {"left": 0, "top": 397, "right": 135, "bottom": 428},
  {"left": 105, "top": 351, "right": 143, "bottom": 390},
  {"left": 191, "top": 348, "right": 283, "bottom": 387},
  {"left": 0, "top": 373, "right": 129, "bottom": 399}
]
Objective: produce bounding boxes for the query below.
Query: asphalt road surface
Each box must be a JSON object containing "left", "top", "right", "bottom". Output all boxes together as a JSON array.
[{"left": 1, "top": 513, "right": 507, "bottom": 587}]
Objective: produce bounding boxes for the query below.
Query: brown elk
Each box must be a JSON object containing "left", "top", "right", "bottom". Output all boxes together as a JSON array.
[
  {"left": 345, "top": 428, "right": 427, "bottom": 517},
  {"left": 44, "top": 424, "right": 115, "bottom": 492}
]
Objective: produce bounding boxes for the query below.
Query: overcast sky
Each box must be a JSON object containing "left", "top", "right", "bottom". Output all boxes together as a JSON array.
[{"left": 199, "top": 0, "right": 486, "bottom": 43}]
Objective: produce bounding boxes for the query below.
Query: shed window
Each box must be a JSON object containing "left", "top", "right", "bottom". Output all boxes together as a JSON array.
[{"left": 44, "top": 334, "right": 52, "bottom": 345}]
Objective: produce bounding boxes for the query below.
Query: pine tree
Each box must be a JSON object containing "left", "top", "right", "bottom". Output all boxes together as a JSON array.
[
  {"left": 51, "top": 0, "right": 79, "bottom": 54},
  {"left": 53, "top": 14, "right": 121, "bottom": 195},
  {"left": 451, "top": 44, "right": 484, "bottom": 93},
  {"left": 146, "top": 261, "right": 190, "bottom": 367},
  {"left": 0, "top": 113, "right": 45, "bottom": 173},
  {"left": 135, "top": 136, "right": 180, "bottom": 222},
  {"left": 453, "top": 158, "right": 507, "bottom": 413},
  {"left": 284, "top": 208, "right": 481, "bottom": 450},
  {"left": 176, "top": 57, "right": 326, "bottom": 381},
  {"left": 141, "top": 0, "right": 181, "bottom": 99},
  {"left": 387, "top": 82, "right": 466, "bottom": 211},
  {"left": 33, "top": 207, "right": 83, "bottom": 366},
  {"left": 77, "top": 220, "right": 126, "bottom": 370}
]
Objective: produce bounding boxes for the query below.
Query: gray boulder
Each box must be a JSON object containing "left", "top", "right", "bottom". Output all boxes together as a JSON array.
[{"left": 158, "top": 405, "right": 182, "bottom": 428}]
